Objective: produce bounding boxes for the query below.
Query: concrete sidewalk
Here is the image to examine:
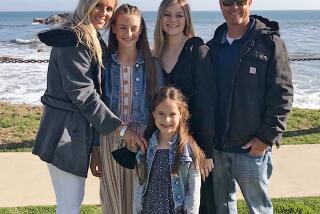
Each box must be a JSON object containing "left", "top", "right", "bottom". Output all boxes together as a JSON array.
[{"left": 1, "top": 144, "right": 320, "bottom": 207}]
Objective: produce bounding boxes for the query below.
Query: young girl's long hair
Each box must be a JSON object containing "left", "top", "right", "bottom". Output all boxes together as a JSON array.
[
  {"left": 153, "top": 0, "right": 195, "bottom": 58},
  {"left": 67, "top": 0, "right": 117, "bottom": 66},
  {"left": 145, "top": 87, "right": 204, "bottom": 174},
  {"left": 107, "top": 4, "right": 157, "bottom": 100}
]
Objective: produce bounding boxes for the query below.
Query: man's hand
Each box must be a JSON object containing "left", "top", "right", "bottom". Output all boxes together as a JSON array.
[
  {"left": 200, "top": 158, "right": 214, "bottom": 181},
  {"left": 242, "top": 138, "right": 269, "bottom": 157},
  {"left": 90, "top": 147, "right": 102, "bottom": 177}
]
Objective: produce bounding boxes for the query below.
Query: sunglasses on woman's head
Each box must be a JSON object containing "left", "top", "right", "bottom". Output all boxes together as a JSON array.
[{"left": 222, "top": 0, "right": 248, "bottom": 6}]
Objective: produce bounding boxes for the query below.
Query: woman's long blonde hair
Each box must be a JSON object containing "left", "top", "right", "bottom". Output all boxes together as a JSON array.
[
  {"left": 67, "top": 0, "right": 117, "bottom": 65},
  {"left": 153, "top": 0, "right": 195, "bottom": 58}
]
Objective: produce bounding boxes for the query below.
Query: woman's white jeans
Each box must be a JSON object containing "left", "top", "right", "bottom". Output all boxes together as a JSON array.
[{"left": 47, "top": 163, "right": 85, "bottom": 214}]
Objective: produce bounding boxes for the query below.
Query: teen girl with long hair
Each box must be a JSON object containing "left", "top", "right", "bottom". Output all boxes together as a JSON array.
[
  {"left": 91, "top": 4, "right": 163, "bottom": 214},
  {"left": 154, "top": 1, "right": 216, "bottom": 212}
]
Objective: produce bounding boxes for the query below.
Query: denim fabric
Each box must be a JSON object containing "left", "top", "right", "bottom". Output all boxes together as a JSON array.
[
  {"left": 104, "top": 53, "right": 148, "bottom": 127},
  {"left": 212, "top": 148, "right": 273, "bottom": 214},
  {"left": 135, "top": 131, "right": 201, "bottom": 214}
]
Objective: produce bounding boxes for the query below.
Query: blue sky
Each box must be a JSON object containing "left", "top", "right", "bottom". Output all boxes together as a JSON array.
[{"left": 1, "top": 0, "right": 320, "bottom": 11}]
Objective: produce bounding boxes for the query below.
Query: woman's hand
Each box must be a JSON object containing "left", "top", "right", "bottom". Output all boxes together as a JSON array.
[
  {"left": 90, "top": 147, "right": 102, "bottom": 177},
  {"left": 123, "top": 128, "right": 148, "bottom": 154},
  {"left": 200, "top": 158, "right": 214, "bottom": 181}
]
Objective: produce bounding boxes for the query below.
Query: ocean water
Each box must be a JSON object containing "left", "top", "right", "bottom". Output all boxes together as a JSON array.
[{"left": 0, "top": 10, "right": 320, "bottom": 109}]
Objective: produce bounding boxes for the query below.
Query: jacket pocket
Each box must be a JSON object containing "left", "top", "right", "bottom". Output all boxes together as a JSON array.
[
  {"left": 33, "top": 105, "right": 69, "bottom": 161},
  {"left": 53, "top": 110, "right": 90, "bottom": 177},
  {"left": 179, "top": 159, "right": 192, "bottom": 186},
  {"left": 59, "top": 112, "right": 78, "bottom": 144},
  {"left": 58, "top": 112, "right": 73, "bottom": 144},
  {"left": 58, "top": 111, "right": 86, "bottom": 146},
  {"left": 239, "top": 53, "right": 268, "bottom": 89}
]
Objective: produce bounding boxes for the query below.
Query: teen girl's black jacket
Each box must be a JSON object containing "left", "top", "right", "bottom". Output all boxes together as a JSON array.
[{"left": 163, "top": 37, "right": 216, "bottom": 158}]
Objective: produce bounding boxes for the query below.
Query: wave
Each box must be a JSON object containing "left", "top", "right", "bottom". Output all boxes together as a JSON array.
[
  {"left": 289, "top": 52, "right": 320, "bottom": 59},
  {"left": 10, "top": 38, "right": 40, "bottom": 45},
  {"left": 0, "top": 24, "right": 28, "bottom": 27}
]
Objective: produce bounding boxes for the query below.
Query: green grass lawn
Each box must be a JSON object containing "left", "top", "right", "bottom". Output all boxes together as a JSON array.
[
  {"left": 0, "top": 102, "right": 319, "bottom": 152},
  {"left": 282, "top": 108, "right": 320, "bottom": 145},
  {"left": 0, "top": 205, "right": 101, "bottom": 214},
  {"left": 238, "top": 197, "right": 320, "bottom": 214},
  {"left": 0, "top": 103, "right": 42, "bottom": 152},
  {"left": 0, "top": 197, "right": 319, "bottom": 213}
]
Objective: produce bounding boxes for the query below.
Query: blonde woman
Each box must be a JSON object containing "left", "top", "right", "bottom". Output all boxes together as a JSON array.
[
  {"left": 154, "top": 0, "right": 216, "bottom": 213},
  {"left": 32, "top": 0, "right": 147, "bottom": 213}
]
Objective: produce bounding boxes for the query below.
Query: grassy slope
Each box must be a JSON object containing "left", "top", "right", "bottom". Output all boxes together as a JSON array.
[
  {"left": 282, "top": 108, "right": 320, "bottom": 145},
  {"left": 0, "top": 197, "right": 320, "bottom": 213},
  {"left": 0, "top": 103, "right": 42, "bottom": 151},
  {"left": 0, "top": 102, "right": 319, "bottom": 151}
]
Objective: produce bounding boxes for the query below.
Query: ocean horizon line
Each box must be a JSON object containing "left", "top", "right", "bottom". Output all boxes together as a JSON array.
[{"left": 1, "top": 9, "right": 320, "bottom": 13}]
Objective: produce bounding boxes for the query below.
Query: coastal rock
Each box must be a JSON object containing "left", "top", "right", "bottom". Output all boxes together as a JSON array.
[
  {"left": 0, "top": 56, "right": 21, "bottom": 60},
  {"left": 0, "top": 56, "right": 23, "bottom": 62},
  {"left": 32, "top": 18, "right": 45, "bottom": 24},
  {"left": 32, "top": 13, "right": 70, "bottom": 25}
]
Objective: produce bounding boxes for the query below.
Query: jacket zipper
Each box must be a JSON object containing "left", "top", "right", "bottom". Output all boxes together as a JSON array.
[{"left": 223, "top": 40, "right": 255, "bottom": 145}]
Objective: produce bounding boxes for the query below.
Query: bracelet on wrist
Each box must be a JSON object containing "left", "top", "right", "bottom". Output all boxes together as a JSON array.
[
  {"left": 115, "top": 123, "right": 123, "bottom": 136},
  {"left": 119, "top": 125, "right": 127, "bottom": 139}
]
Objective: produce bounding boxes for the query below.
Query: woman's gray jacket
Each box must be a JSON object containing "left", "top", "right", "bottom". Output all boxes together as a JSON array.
[{"left": 32, "top": 28, "right": 122, "bottom": 177}]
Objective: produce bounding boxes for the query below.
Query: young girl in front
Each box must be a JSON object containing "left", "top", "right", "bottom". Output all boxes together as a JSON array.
[
  {"left": 91, "top": 4, "right": 163, "bottom": 214},
  {"left": 135, "top": 86, "right": 204, "bottom": 214}
]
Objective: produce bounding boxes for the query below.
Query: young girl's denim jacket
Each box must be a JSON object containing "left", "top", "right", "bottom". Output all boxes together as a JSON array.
[
  {"left": 103, "top": 52, "right": 163, "bottom": 127},
  {"left": 135, "top": 131, "right": 201, "bottom": 214}
]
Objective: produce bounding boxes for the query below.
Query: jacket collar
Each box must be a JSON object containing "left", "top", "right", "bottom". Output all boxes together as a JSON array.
[
  {"left": 221, "top": 18, "right": 255, "bottom": 44},
  {"left": 212, "top": 15, "right": 280, "bottom": 46},
  {"left": 37, "top": 26, "right": 106, "bottom": 48},
  {"left": 149, "top": 130, "right": 178, "bottom": 148},
  {"left": 38, "top": 27, "right": 79, "bottom": 47},
  {"left": 111, "top": 51, "right": 144, "bottom": 65}
]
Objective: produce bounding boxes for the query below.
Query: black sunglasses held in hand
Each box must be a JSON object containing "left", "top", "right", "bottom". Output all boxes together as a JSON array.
[{"left": 222, "top": 0, "right": 248, "bottom": 6}]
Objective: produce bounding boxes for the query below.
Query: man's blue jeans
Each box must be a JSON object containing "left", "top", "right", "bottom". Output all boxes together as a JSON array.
[{"left": 213, "top": 148, "right": 273, "bottom": 214}]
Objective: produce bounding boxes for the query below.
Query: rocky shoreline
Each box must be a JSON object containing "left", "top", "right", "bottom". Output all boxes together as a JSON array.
[{"left": 32, "top": 13, "right": 70, "bottom": 25}]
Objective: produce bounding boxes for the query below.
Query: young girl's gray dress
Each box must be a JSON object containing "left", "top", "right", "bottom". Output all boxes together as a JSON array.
[{"left": 141, "top": 149, "right": 183, "bottom": 214}]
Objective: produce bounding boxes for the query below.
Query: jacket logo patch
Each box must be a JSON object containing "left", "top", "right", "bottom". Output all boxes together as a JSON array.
[{"left": 249, "top": 67, "right": 257, "bottom": 75}]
